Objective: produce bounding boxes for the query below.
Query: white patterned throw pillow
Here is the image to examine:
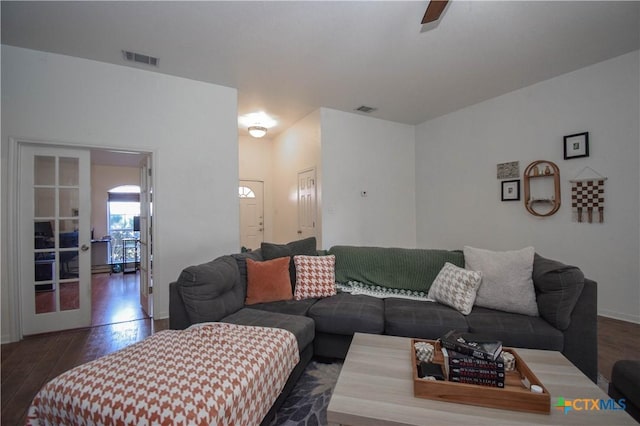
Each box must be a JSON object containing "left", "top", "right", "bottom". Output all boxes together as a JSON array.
[
  {"left": 427, "top": 262, "right": 482, "bottom": 315},
  {"left": 293, "top": 255, "right": 337, "bottom": 300}
]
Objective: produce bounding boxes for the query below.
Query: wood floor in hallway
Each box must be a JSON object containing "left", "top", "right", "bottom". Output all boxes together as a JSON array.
[{"left": 91, "top": 272, "right": 149, "bottom": 326}]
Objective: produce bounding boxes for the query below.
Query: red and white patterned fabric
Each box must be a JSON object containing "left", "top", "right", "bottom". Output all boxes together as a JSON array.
[
  {"left": 293, "top": 254, "right": 337, "bottom": 300},
  {"left": 26, "top": 323, "right": 299, "bottom": 426}
]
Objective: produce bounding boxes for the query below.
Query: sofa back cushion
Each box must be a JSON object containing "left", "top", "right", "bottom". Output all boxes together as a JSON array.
[
  {"left": 261, "top": 237, "right": 318, "bottom": 291},
  {"left": 176, "top": 255, "right": 244, "bottom": 324},
  {"left": 533, "top": 254, "right": 585, "bottom": 330},
  {"left": 329, "top": 246, "right": 464, "bottom": 292},
  {"left": 232, "top": 250, "right": 263, "bottom": 292}
]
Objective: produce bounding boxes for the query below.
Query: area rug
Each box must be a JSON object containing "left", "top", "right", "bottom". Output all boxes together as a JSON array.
[{"left": 271, "top": 361, "right": 342, "bottom": 426}]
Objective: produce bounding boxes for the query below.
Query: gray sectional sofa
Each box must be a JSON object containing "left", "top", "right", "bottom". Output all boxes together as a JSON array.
[{"left": 169, "top": 239, "right": 597, "bottom": 423}]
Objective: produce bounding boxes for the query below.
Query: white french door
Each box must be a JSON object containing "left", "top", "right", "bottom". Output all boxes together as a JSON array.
[
  {"left": 138, "top": 155, "right": 153, "bottom": 316},
  {"left": 19, "top": 144, "right": 92, "bottom": 335}
]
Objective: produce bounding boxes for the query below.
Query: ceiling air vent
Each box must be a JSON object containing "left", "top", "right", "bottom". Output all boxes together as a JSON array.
[
  {"left": 122, "top": 50, "right": 159, "bottom": 67},
  {"left": 355, "top": 105, "right": 377, "bottom": 113}
]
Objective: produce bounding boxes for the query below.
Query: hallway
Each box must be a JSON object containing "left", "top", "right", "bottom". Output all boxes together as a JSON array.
[{"left": 91, "top": 272, "right": 149, "bottom": 326}]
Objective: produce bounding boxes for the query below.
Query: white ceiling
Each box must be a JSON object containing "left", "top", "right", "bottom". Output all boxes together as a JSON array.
[{"left": 2, "top": 1, "right": 639, "bottom": 138}]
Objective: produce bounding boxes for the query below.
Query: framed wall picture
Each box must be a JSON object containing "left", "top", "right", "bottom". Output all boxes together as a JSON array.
[
  {"left": 497, "top": 161, "right": 519, "bottom": 179},
  {"left": 564, "top": 132, "right": 589, "bottom": 160},
  {"left": 501, "top": 179, "right": 520, "bottom": 201}
]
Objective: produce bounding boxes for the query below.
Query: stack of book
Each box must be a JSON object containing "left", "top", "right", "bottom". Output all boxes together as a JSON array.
[{"left": 439, "top": 330, "right": 505, "bottom": 388}]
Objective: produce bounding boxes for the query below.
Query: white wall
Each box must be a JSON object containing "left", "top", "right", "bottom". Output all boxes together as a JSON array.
[
  {"left": 238, "top": 135, "right": 274, "bottom": 243},
  {"left": 1, "top": 46, "right": 239, "bottom": 341},
  {"left": 415, "top": 51, "right": 640, "bottom": 323},
  {"left": 321, "top": 108, "right": 417, "bottom": 249},
  {"left": 271, "top": 110, "right": 322, "bottom": 245},
  {"left": 91, "top": 164, "right": 140, "bottom": 239}
]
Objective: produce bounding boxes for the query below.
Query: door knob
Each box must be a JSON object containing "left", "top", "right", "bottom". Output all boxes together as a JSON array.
[
  {"left": 258, "top": 228, "right": 263, "bottom": 232},
  {"left": 81, "top": 244, "right": 90, "bottom": 252}
]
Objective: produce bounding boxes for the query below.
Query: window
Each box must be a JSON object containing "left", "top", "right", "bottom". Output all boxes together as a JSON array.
[
  {"left": 239, "top": 186, "right": 256, "bottom": 198},
  {"left": 108, "top": 185, "right": 140, "bottom": 263}
]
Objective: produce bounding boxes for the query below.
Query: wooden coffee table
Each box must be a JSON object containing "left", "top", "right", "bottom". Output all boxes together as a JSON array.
[{"left": 327, "top": 333, "right": 636, "bottom": 425}]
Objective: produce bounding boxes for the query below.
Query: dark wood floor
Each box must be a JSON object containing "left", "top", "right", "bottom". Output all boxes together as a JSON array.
[
  {"left": 598, "top": 316, "right": 640, "bottom": 382},
  {"left": 91, "top": 272, "right": 149, "bottom": 326},
  {"left": 1, "top": 315, "right": 638, "bottom": 425},
  {"left": 33, "top": 272, "right": 149, "bottom": 326},
  {"left": 1, "top": 318, "right": 169, "bottom": 425}
]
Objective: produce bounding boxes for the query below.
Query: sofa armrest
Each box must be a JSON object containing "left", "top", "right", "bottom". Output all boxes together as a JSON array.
[
  {"left": 170, "top": 255, "right": 245, "bottom": 326},
  {"left": 562, "top": 278, "right": 598, "bottom": 383},
  {"left": 169, "top": 281, "right": 191, "bottom": 330}
]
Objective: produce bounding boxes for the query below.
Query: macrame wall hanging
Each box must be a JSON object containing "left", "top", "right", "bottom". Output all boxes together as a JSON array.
[{"left": 570, "top": 166, "right": 607, "bottom": 223}]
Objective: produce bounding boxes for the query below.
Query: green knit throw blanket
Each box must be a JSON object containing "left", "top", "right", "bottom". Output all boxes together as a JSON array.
[{"left": 329, "top": 245, "right": 464, "bottom": 293}]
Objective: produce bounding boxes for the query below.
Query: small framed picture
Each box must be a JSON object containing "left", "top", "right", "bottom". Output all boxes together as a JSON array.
[
  {"left": 564, "top": 132, "right": 589, "bottom": 160},
  {"left": 501, "top": 179, "right": 520, "bottom": 201}
]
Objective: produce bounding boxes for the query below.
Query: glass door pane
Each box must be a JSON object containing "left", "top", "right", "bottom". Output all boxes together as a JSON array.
[{"left": 33, "top": 154, "right": 81, "bottom": 314}]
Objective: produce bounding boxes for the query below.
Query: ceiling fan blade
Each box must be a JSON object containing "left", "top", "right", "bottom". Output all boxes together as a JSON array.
[{"left": 422, "top": 0, "right": 449, "bottom": 24}]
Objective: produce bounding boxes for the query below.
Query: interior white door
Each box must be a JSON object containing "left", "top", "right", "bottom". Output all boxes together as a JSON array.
[
  {"left": 138, "top": 155, "right": 153, "bottom": 316},
  {"left": 19, "top": 144, "right": 91, "bottom": 335},
  {"left": 239, "top": 180, "right": 264, "bottom": 250},
  {"left": 297, "top": 168, "right": 317, "bottom": 240}
]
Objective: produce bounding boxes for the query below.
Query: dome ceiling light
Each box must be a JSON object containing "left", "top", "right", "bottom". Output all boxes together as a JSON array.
[
  {"left": 248, "top": 126, "right": 268, "bottom": 138},
  {"left": 238, "top": 112, "right": 277, "bottom": 138}
]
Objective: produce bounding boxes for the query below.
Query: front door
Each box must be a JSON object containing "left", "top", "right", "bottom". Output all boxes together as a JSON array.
[
  {"left": 19, "top": 144, "right": 92, "bottom": 335},
  {"left": 239, "top": 180, "right": 264, "bottom": 250}
]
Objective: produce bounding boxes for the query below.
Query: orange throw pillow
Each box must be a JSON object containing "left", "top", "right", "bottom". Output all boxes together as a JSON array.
[{"left": 245, "top": 257, "right": 293, "bottom": 305}]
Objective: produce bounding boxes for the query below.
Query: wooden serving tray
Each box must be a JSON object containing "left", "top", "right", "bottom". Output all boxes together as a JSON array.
[{"left": 411, "top": 339, "right": 550, "bottom": 414}]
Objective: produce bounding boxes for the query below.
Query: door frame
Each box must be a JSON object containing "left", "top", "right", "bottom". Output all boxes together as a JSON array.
[{"left": 4, "top": 138, "right": 157, "bottom": 342}]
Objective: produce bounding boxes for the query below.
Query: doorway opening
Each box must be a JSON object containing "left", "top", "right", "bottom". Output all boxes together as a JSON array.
[
  {"left": 89, "top": 150, "right": 153, "bottom": 327},
  {"left": 9, "top": 140, "right": 155, "bottom": 339},
  {"left": 87, "top": 184, "right": 148, "bottom": 326},
  {"left": 239, "top": 180, "right": 264, "bottom": 251}
]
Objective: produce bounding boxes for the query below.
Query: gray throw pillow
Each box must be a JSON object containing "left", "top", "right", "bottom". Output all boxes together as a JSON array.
[
  {"left": 464, "top": 246, "right": 539, "bottom": 316},
  {"left": 532, "top": 254, "right": 584, "bottom": 330},
  {"left": 261, "top": 237, "right": 318, "bottom": 290}
]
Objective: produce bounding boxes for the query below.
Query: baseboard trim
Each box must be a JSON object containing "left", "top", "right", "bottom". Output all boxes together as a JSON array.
[
  {"left": 598, "top": 310, "right": 640, "bottom": 324},
  {"left": 1, "top": 333, "right": 16, "bottom": 344}
]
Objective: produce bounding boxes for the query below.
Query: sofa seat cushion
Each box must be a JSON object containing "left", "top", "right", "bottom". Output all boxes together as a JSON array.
[
  {"left": 384, "top": 298, "right": 468, "bottom": 339},
  {"left": 466, "top": 306, "right": 563, "bottom": 350},
  {"left": 308, "top": 294, "right": 384, "bottom": 336},
  {"left": 249, "top": 298, "right": 318, "bottom": 316},
  {"left": 222, "top": 308, "right": 315, "bottom": 351}
]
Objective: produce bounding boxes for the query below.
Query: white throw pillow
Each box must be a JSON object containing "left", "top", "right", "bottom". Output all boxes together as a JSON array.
[
  {"left": 293, "top": 255, "right": 337, "bottom": 300},
  {"left": 427, "top": 262, "right": 482, "bottom": 315},
  {"left": 464, "top": 246, "right": 539, "bottom": 316}
]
